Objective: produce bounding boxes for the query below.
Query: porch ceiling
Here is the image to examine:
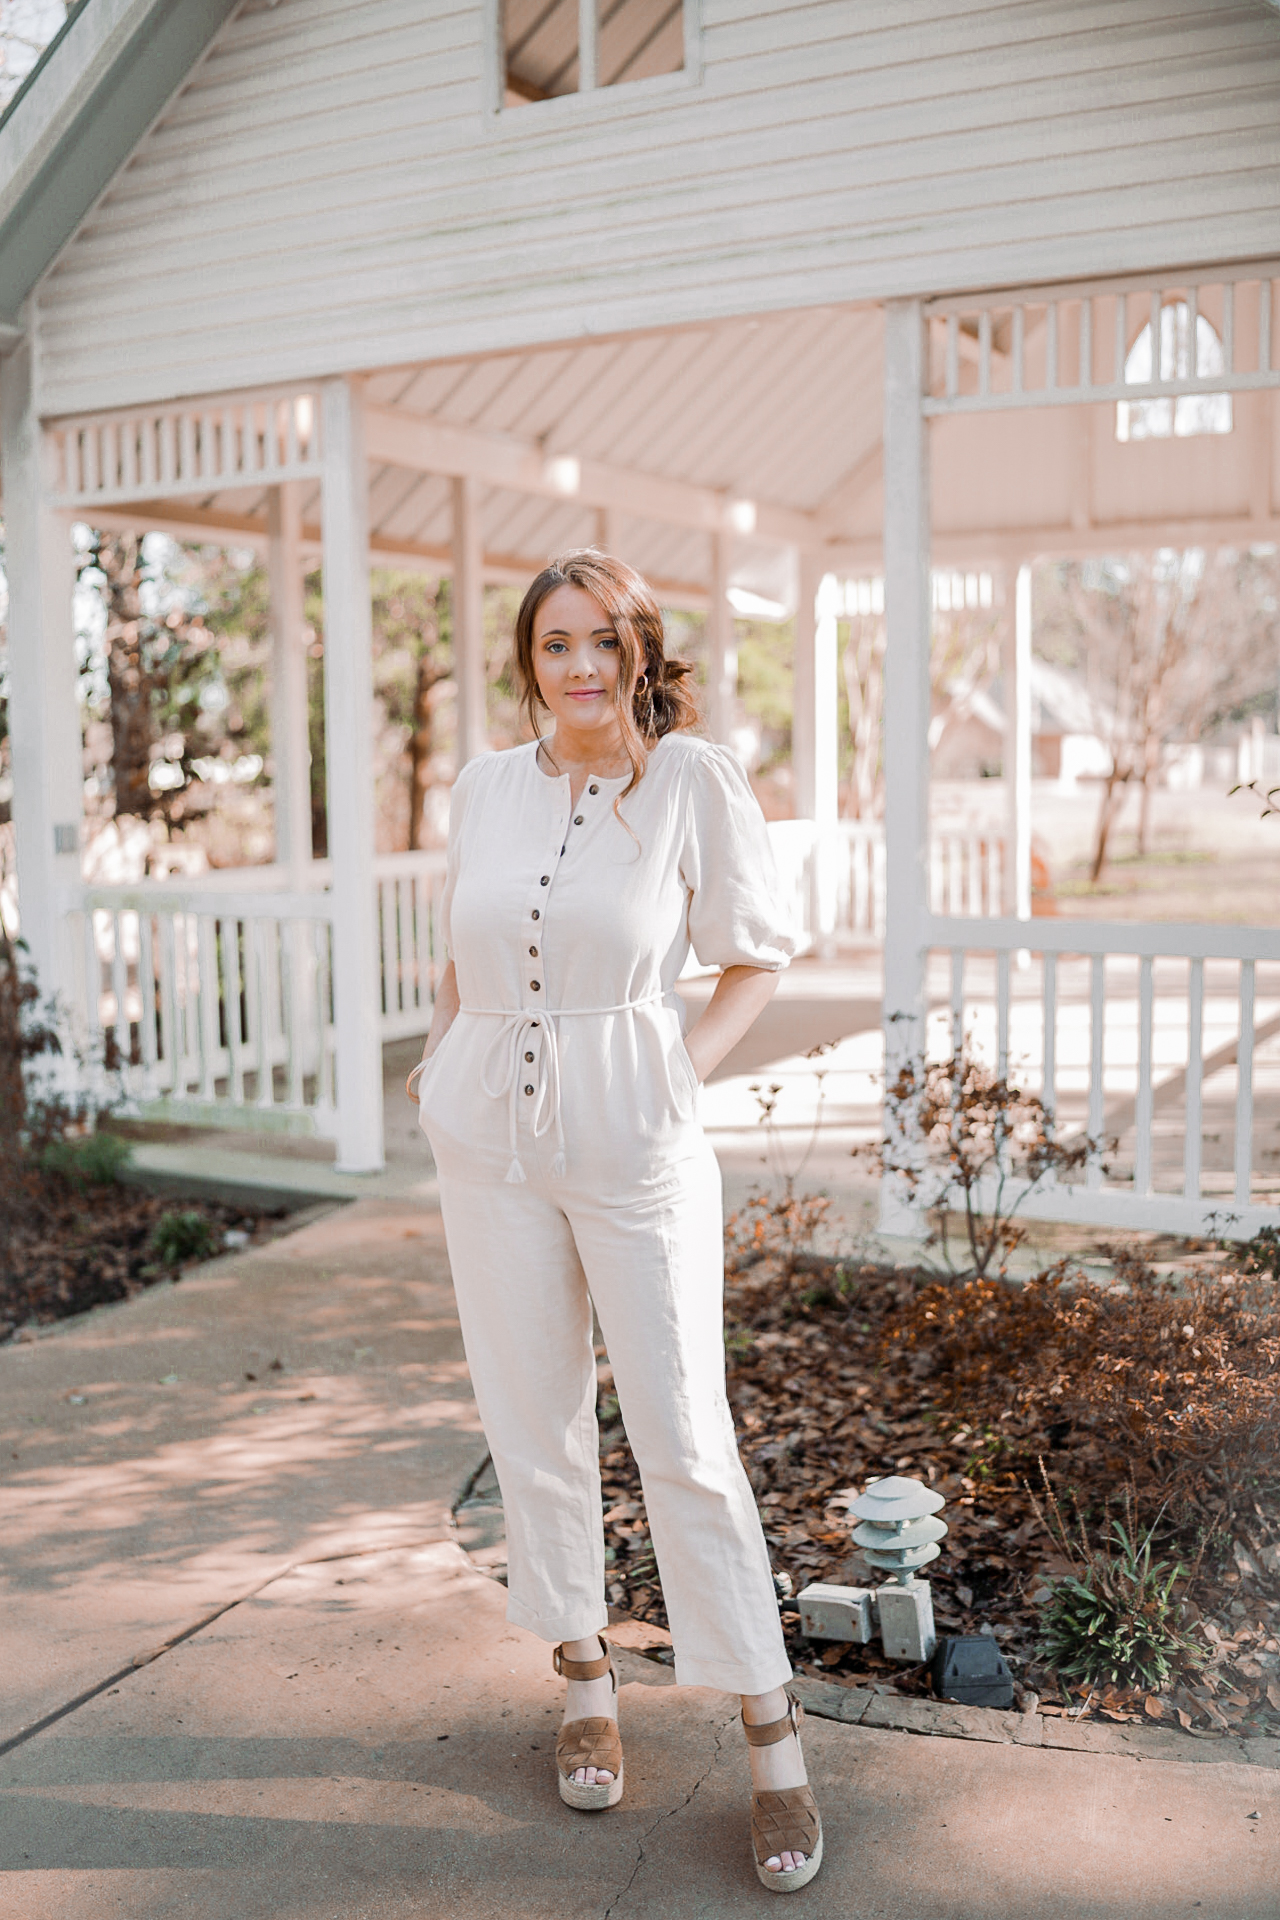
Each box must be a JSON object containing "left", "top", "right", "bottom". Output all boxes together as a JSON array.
[
  {"left": 89, "top": 304, "right": 884, "bottom": 607},
  {"left": 71, "top": 286, "right": 1280, "bottom": 597}
]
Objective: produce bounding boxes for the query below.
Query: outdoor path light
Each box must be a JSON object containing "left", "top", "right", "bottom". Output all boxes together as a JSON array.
[{"left": 796, "top": 1475, "right": 946, "bottom": 1664}]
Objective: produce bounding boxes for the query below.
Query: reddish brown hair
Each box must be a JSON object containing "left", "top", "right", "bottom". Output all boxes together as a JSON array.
[{"left": 513, "top": 549, "right": 698, "bottom": 796}]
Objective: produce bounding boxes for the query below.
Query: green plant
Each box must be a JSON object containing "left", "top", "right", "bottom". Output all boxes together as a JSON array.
[
  {"left": 150, "top": 1209, "right": 216, "bottom": 1268},
  {"left": 1242, "top": 1224, "right": 1280, "bottom": 1282},
  {"left": 1037, "top": 1518, "right": 1204, "bottom": 1693},
  {"left": 40, "top": 1131, "right": 133, "bottom": 1188}
]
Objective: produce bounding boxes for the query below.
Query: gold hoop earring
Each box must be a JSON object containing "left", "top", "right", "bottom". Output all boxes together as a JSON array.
[{"left": 636, "top": 672, "right": 648, "bottom": 692}]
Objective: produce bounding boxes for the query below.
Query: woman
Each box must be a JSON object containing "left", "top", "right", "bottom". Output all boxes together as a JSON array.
[{"left": 410, "top": 551, "right": 823, "bottom": 1892}]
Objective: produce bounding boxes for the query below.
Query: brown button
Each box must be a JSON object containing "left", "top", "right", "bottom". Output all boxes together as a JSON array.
[
  {"left": 524, "top": 1084, "right": 534, "bottom": 1096},
  {"left": 540, "top": 875, "right": 549, "bottom": 886},
  {"left": 589, "top": 784, "right": 599, "bottom": 794},
  {"left": 529, "top": 946, "right": 538, "bottom": 956},
  {"left": 524, "top": 1051, "right": 534, "bottom": 1063},
  {"left": 531, "top": 909, "right": 540, "bottom": 920},
  {"left": 573, "top": 815, "right": 584, "bottom": 826},
  {"left": 530, "top": 980, "right": 541, "bottom": 991}
]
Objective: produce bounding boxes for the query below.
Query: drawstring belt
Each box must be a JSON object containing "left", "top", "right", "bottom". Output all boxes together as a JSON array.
[{"left": 410, "top": 994, "right": 663, "bottom": 1184}]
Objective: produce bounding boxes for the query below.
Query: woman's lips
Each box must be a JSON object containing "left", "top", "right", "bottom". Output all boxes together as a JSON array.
[{"left": 566, "top": 689, "right": 605, "bottom": 699}]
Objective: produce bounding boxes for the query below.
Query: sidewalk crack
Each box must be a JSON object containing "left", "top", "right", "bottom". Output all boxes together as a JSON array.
[{"left": 603, "top": 1710, "right": 732, "bottom": 1918}]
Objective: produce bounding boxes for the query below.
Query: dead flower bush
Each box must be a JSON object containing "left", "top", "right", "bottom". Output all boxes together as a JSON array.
[
  {"left": 874, "top": 1043, "right": 1097, "bottom": 1278},
  {"left": 884, "top": 1257, "right": 1280, "bottom": 1543}
]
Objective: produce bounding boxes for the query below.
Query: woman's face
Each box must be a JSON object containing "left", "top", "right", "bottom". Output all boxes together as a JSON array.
[{"left": 532, "top": 583, "right": 623, "bottom": 735}]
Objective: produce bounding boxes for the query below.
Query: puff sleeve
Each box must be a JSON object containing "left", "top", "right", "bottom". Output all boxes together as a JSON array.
[{"left": 680, "top": 744, "right": 795, "bottom": 972}]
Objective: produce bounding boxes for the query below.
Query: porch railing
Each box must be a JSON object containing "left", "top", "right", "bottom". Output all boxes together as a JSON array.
[
  {"left": 767, "top": 820, "right": 1005, "bottom": 945},
  {"left": 926, "top": 915, "right": 1280, "bottom": 1238}
]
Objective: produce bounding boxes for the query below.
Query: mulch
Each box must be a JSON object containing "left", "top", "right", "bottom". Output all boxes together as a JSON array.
[
  {"left": 598, "top": 1242, "right": 1280, "bottom": 1741},
  {"left": 0, "top": 1181, "right": 284, "bottom": 1342}
]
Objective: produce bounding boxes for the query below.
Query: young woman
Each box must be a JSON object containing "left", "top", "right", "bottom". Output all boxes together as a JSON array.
[{"left": 410, "top": 551, "right": 823, "bottom": 1892}]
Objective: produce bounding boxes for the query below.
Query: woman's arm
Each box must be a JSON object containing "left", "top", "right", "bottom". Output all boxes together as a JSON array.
[
  {"left": 406, "top": 960, "right": 460, "bottom": 1099},
  {"left": 682, "top": 964, "right": 780, "bottom": 1084}
]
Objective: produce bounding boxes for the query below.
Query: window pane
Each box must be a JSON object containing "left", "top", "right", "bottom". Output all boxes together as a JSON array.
[
  {"left": 599, "top": 0, "right": 684, "bottom": 86},
  {"left": 504, "top": 0, "right": 580, "bottom": 104}
]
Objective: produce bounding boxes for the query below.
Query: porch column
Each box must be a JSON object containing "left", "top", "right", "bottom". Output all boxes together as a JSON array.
[
  {"left": 452, "top": 473, "right": 487, "bottom": 766},
  {"left": 880, "top": 299, "right": 932, "bottom": 1236},
  {"left": 793, "top": 553, "right": 840, "bottom": 951},
  {"left": 267, "top": 481, "right": 311, "bottom": 883},
  {"left": 0, "top": 334, "right": 81, "bottom": 1012},
  {"left": 1003, "top": 562, "right": 1033, "bottom": 921},
  {"left": 594, "top": 505, "right": 620, "bottom": 553},
  {"left": 320, "top": 377, "right": 384, "bottom": 1173},
  {"left": 707, "top": 529, "right": 737, "bottom": 745}
]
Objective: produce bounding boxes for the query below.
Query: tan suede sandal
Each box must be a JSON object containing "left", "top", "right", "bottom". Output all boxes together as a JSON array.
[
  {"left": 553, "top": 1636, "right": 624, "bottom": 1811},
  {"left": 744, "top": 1695, "right": 824, "bottom": 1893}
]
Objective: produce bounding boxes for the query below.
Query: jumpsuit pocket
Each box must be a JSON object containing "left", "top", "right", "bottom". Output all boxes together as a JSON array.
[
  {"left": 672, "top": 1033, "right": 701, "bottom": 1109},
  {"left": 412, "top": 1021, "right": 458, "bottom": 1122}
]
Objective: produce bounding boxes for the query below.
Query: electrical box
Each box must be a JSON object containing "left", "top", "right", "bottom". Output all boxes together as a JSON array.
[
  {"left": 929, "top": 1633, "right": 1014, "bottom": 1709},
  {"left": 877, "top": 1579, "right": 936, "bottom": 1662},
  {"left": 796, "top": 1582, "right": 876, "bottom": 1644}
]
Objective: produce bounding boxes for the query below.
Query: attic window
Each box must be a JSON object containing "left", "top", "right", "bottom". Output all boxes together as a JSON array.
[
  {"left": 1116, "top": 301, "right": 1232, "bottom": 442},
  {"left": 503, "top": 0, "right": 685, "bottom": 106}
]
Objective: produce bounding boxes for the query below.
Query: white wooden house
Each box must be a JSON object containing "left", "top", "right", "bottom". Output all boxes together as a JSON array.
[{"left": 3, "top": 0, "right": 1280, "bottom": 1234}]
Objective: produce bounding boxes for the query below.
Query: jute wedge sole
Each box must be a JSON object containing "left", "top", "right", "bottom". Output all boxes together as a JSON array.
[
  {"left": 554, "top": 1635, "right": 624, "bottom": 1812},
  {"left": 744, "top": 1696, "right": 824, "bottom": 1893}
]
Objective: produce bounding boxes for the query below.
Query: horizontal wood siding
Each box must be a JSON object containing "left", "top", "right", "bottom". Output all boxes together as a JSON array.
[{"left": 33, "top": 0, "right": 1280, "bottom": 414}]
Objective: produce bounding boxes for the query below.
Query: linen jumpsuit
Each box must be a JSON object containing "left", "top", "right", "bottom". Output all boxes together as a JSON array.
[{"left": 416, "top": 729, "right": 795, "bottom": 1695}]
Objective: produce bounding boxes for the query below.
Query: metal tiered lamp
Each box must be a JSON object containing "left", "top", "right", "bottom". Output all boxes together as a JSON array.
[{"left": 796, "top": 1474, "right": 947, "bottom": 1664}]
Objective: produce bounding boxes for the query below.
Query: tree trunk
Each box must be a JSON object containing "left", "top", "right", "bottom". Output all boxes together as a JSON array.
[
  {"left": 1089, "top": 770, "right": 1129, "bottom": 884},
  {"left": 99, "top": 537, "right": 159, "bottom": 821}
]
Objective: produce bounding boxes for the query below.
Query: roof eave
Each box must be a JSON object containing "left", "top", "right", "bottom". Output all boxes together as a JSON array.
[{"left": 0, "top": 0, "right": 240, "bottom": 335}]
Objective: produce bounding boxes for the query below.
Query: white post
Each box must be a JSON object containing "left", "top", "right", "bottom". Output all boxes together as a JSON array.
[
  {"left": 452, "top": 473, "right": 488, "bottom": 766},
  {"left": 267, "top": 481, "right": 311, "bottom": 884},
  {"left": 0, "top": 334, "right": 81, "bottom": 1013},
  {"left": 1004, "top": 563, "right": 1033, "bottom": 923},
  {"left": 793, "top": 551, "right": 820, "bottom": 818},
  {"left": 707, "top": 529, "right": 737, "bottom": 745},
  {"left": 880, "top": 300, "right": 932, "bottom": 1237},
  {"left": 594, "top": 505, "right": 620, "bottom": 554},
  {"left": 794, "top": 555, "right": 841, "bottom": 952},
  {"left": 320, "top": 377, "right": 384, "bottom": 1173}
]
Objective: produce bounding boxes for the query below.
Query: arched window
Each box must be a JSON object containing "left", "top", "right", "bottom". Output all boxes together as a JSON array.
[{"left": 1116, "top": 301, "right": 1232, "bottom": 441}]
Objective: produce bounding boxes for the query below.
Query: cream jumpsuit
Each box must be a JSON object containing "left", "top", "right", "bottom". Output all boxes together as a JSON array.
[{"left": 417, "top": 729, "right": 794, "bottom": 1694}]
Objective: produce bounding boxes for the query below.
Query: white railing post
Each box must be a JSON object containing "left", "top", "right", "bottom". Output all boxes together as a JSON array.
[
  {"left": 321, "top": 377, "right": 384, "bottom": 1172},
  {"left": 267, "top": 480, "right": 312, "bottom": 881},
  {"left": 793, "top": 556, "right": 840, "bottom": 954},
  {"left": 1004, "top": 562, "right": 1033, "bottom": 923},
  {"left": 707, "top": 528, "right": 737, "bottom": 745},
  {"left": 0, "top": 334, "right": 82, "bottom": 1021},
  {"left": 880, "top": 299, "right": 932, "bottom": 1236},
  {"left": 452, "top": 472, "right": 488, "bottom": 767}
]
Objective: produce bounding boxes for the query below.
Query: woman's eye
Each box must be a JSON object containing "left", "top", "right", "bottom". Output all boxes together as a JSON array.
[
  {"left": 598, "top": 637, "right": 619, "bottom": 650},
  {"left": 544, "top": 640, "right": 567, "bottom": 653}
]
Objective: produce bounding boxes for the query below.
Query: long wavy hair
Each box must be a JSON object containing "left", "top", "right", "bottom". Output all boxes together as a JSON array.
[{"left": 512, "top": 549, "right": 698, "bottom": 797}]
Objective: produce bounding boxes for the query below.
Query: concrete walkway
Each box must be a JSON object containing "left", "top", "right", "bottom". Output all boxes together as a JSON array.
[{"left": 3, "top": 1200, "right": 1278, "bottom": 1915}]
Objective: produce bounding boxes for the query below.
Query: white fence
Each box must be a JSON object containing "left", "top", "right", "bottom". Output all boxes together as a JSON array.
[
  {"left": 768, "top": 820, "right": 1005, "bottom": 945},
  {"left": 927, "top": 914, "right": 1280, "bottom": 1237},
  {"left": 66, "top": 852, "right": 449, "bottom": 1133}
]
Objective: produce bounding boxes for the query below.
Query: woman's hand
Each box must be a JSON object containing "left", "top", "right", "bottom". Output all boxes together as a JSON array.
[
  {"left": 682, "top": 964, "right": 780, "bottom": 1085},
  {"left": 406, "top": 961, "right": 460, "bottom": 1101}
]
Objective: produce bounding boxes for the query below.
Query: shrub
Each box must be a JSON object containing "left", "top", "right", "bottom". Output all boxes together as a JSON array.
[
  {"left": 150, "top": 1210, "right": 216, "bottom": 1269},
  {"left": 874, "top": 1043, "right": 1097, "bottom": 1277},
  {"left": 40, "top": 1132, "right": 132, "bottom": 1188},
  {"left": 884, "top": 1259, "right": 1280, "bottom": 1540},
  {"left": 1038, "top": 1519, "right": 1204, "bottom": 1693}
]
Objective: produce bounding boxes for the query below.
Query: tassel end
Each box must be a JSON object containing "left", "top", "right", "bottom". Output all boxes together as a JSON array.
[
  {"left": 505, "top": 1156, "right": 527, "bottom": 1185},
  {"left": 550, "top": 1151, "right": 567, "bottom": 1179}
]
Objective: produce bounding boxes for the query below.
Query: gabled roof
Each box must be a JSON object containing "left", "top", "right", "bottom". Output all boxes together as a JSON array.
[{"left": 0, "top": 0, "right": 238, "bottom": 331}]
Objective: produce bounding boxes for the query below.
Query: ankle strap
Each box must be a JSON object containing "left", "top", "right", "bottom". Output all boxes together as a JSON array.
[
  {"left": 742, "top": 1694, "right": 803, "bottom": 1747},
  {"left": 553, "top": 1635, "right": 611, "bottom": 1681}
]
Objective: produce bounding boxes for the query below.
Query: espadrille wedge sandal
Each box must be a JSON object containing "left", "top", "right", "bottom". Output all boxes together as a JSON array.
[
  {"left": 553, "top": 1636, "right": 624, "bottom": 1811},
  {"left": 743, "top": 1696, "right": 824, "bottom": 1893}
]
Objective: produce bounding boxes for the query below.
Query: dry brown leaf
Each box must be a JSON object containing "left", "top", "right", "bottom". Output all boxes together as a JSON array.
[{"left": 1144, "top": 1696, "right": 1165, "bottom": 1720}]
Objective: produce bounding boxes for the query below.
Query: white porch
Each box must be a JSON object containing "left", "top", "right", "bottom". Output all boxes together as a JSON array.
[{"left": 7, "top": 260, "right": 1280, "bottom": 1234}]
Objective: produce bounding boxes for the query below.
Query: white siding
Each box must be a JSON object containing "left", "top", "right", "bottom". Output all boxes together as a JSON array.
[{"left": 33, "top": 0, "right": 1280, "bottom": 415}]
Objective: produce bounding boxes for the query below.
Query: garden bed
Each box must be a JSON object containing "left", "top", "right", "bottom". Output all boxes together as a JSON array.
[
  {"left": 0, "top": 1165, "right": 289, "bottom": 1343},
  {"left": 598, "top": 1215, "right": 1280, "bottom": 1740}
]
